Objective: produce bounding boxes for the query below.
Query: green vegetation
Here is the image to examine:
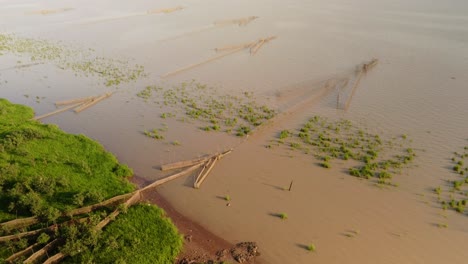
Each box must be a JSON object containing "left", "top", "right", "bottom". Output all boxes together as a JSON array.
[
  {"left": 279, "top": 213, "right": 288, "bottom": 220},
  {"left": 435, "top": 145, "right": 468, "bottom": 216},
  {"left": 271, "top": 116, "right": 416, "bottom": 186},
  {"left": 64, "top": 204, "right": 182, "bottom": 264},
  {"left": 0, "top": 98, "right": 134, "bottom": 222},
  {"left": 136, "top": 81, "right": 276, "bottom": 138},
  {"left": 0, "top": 34, "right": 145, "bottom": 87},
  {"left": 306, "top": 244, "right": 316, "bottom": 252},
  {"left": 143, "top": 128, "right": 165, "bottom": 140},
  {"left": 0, "top": 99, "right": 183, "bottom": 263}
]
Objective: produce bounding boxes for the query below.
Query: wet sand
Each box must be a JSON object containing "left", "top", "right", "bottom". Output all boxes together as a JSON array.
[{"left": 1, "top": 0, "right": 468, "bottom": 263}]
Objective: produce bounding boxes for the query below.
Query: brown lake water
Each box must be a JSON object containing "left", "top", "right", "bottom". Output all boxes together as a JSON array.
[{"left": 1, "top": 0, "right": 468, "bottom": 263}]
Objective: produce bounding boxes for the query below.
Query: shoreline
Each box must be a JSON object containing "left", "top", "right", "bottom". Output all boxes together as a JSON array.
[{"left": 131, "top": 175, "right": 263, "bottom": 264}]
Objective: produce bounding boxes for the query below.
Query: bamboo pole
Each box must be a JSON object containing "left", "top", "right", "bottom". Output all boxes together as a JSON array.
[
  {"left": 161, "top": 156, "right": 209, "bottom": 171},
  {"left": 42, "top": 252, "right": 65, "bottom": 264},
  {"left": 214, "top": 42, "right": 255, "bottom": 53},
  {"left": 141, "top": 163, "right": 205, "bottom": 192},
  {"left": 214, "top": 16, "right": 259, "bottom": 26},
  {"left": 0, "top": 217, "right": 38, "bottom": 230},
  {"left": 194, "top": 157, "right": 218, "bottom": 189},
  {"left": 343, "top": 59, "right": 379, "bottom": 111},
  {"left": 5, "top": 242, "right": 40, "bottom": 263},
  {"left": 0, "top": 226, "right": 52, "bottom": 242},
  {"left": 74, "top": 92, "right": 112, "bottom": 113},
  {"left": 33, "top": 102, "right": 83, "bottom": 120},
  {"left": 162, "top": 37, "right": 276, "bottom": 78},
  {"left": 162, "top": 45, "right": 247, "bottom": 78},
  {"left": 23, "top": 239, "right": 60, "bottom": 263},
  {"left": 55, "top": 95, "right": 99, "bottom": 106},
  {"left": 147, "top": 6, "right": 184, "bottom": 14}
]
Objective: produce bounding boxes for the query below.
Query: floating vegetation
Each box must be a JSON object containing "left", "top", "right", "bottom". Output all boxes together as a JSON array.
[
  {"left": 272, "top": 116, "right": 416, "bottom": 186},
  {"left": 0, "top": 34, "right": 146, "bottom": 86},
  {"left": 136, "top": 81, "right": 276, "bottom": 137},
  {"left": 144, "top": 128, "right": 165, "bottom": 140},
  {"left": 436, "top": 146, "right": 468, "bottom": 216}
]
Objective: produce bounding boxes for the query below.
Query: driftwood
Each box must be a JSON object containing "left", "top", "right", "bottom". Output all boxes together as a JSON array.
[
  {"left": 74, "top": 92, "right": 112, "bottom": 113},
  {"left": 55, "top": 96, "right": 98, "bottom": 106},
  {"left": 23, "top": 239, "right": 60, "bottom": 263},
  {"left": 33, "top": 102, "right": 83, "bottom": 120},
  {"left": 162, "top": 37, "right": 276, "bottom": 78},
  {"left": 337, "top": 58, "right": 379, "bottom": 110}
]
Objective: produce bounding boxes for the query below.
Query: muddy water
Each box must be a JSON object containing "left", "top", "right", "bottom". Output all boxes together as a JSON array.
[{"left": 1, "top": 0, "right": 468, "bottom": 263}]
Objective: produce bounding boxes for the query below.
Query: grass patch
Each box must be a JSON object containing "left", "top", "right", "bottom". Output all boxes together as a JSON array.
[
  {"left": 0, "top": 98, "right": 134, "bottom": 222},
  {"left": 0, "top": 99, "right": 182, "bottom": 263},
  {"left": 63, "top": 204, "right": 183, "bottom": 264}
]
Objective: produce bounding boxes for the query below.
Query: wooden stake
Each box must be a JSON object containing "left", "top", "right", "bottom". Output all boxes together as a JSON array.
[
  {"left": 33, "top": 102, "right": 83, "bottom": 121},
  {"left": 288, "top": 180, "right": 294, "bottom": 191}
]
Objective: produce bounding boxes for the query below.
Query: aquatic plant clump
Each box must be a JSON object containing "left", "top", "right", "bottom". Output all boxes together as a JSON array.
[
  {"left": 437, "top": 146, "right": 468, "bottom": 215},
  {"left": 0, "top": 33, "right": 146, "bottom": 86},
  {"left": 272, "top": 116, "right": 416, "bottom": 186},
  {"left": 136, "top": 81, "right": 276, "bottom": 137}
]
